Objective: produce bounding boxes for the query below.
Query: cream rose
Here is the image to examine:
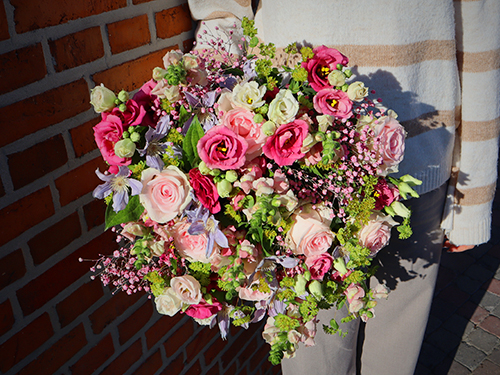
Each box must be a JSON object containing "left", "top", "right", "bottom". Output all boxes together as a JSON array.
[
  {"left": 90, "top": 84, "right": 117, "bottom": 113},
  {"left": 232, "top": 81, "right": 266, "bottom": 110},
  {"left": 287, "top": 204, "right": 335, "bottom": 257},
  {"left": 155, "top": 287, "right": 182, "bottom": 316},
  {"left": 357, "top": 213, "right": 398, "bottom": 256},
  {"left": 347, "top": 81, "right": 369, "bottom": 102},
  {"left": 327, "top": 70, "right": 346, "bottom": 87},
  {"left": 139, "top": 166, "right": 192, "bottom": 223},
  {"left": 268, "top": 89, "right": 299, "bottom": 125},
  {"left": 170, "top": 275, "right": 202, "bottom": 305},
  {"left": 151, "top": 79, "right": 181, "bottom": 102}
]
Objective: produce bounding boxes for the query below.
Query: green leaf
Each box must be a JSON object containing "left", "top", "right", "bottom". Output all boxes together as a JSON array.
[
  {"left": 182, "top": 115, "right": 204, "bottom": 169},
  {"left": 105, "top": 195, "right": 144, "bottom": 230},
  {"left": 178, "top": 105, "right": 190, "bottom": 128}
]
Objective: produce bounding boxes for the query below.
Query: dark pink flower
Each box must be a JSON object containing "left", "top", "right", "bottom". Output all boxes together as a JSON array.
[
  {"left": 373, "top": 178, "right": 399, "bottom": 210},
  {"left": 197, "top": 125, "right": 248, "bottom": 170},
  {"left": 305, "top": 253, "right": 334, "bottom": 280},
  {"left": 103, "top": 99, "right": 147, "bottom": 127},
  {"left": 189, "top": 168, "right": 221, "bottom": 214},
  {"left": 313, "top": 88, "right": 352, "bottom": 119},
  {"left": 263, "top": 120, "right": 309, "bottom": 166},
  {"left": 185, "top": 298, "right": 222, "bottom": 320},
  {"left": 302, "top": 46, "right": 349, "bottom": 92},
  {"left": 93, "top": 114, "right": 131, "bottom": 167}
]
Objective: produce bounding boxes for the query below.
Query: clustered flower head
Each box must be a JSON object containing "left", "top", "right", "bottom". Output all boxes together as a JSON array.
[{"left": 87, "top": 17, "right": 420, "bottom": 366}]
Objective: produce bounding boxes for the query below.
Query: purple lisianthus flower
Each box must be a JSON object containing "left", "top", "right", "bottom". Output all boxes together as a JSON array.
[
  {"left": 93, "top": 166, "right": 143, "bottom": 212},
  {"left": 138, "top": 115, "right": 171, "bottom": 170}
]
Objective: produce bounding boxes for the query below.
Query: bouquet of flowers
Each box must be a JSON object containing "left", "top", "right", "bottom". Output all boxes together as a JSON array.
[{"left": 88, "top": 18, "right": 421, "bottom": 364}]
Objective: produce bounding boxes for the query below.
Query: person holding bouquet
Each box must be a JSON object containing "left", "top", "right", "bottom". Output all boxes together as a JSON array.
[{"left": 187, "top": 0, "right": 499, "bottom": 374}]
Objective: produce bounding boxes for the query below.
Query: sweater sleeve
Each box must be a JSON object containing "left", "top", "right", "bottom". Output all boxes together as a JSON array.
[
  {"left": 187, "top": 0, "right": 254, "bottom": 55},
  {"left": 441, "top": 0, "right": 500, "bottom": 246}
]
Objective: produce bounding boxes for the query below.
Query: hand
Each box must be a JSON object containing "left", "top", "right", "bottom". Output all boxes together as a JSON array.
[{"left": 443, "top": 239, "right": 475, "bottom": 253}]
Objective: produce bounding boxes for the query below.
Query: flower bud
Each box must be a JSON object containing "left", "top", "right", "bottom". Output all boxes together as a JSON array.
[
  {"left": 119, "top": 103, "right": 127, "bottom": 112},
  {"left": 225, "top": 170, "right": 238, "bottom": 183},
  {"left": 117, "top": 90, "right": 129, "bottom": 103},
  {"left": 262, "top": 121, "right": 276, "bottom": 136},
  {"left": 210, "top": 168, "right": 221, "bottom": 177},
  {"left": 341, "top": 83, "right": 349, "bottom": 92},
  {"left": 336, "top": 63, "right": 343, "bottom": 70},
  {"left": 253, "top": 113, "right": 264, "bottom": 123},
  {"left": 122, "top": 131, "right": 130, "bottom": 139},
  {"left": 114, "top": 138, "right": 136, "bottom": 158},
  {"left": 198, "top": 161, "right": 211, "bottom": 175},
  {"left": 130, "top": 132, "right": 141, "bottom": 142},
  {"left": 308, "top": 280, "right": 323, "bottom": 299},
  {"left": 90, "top": 84, "right": 116, "bottom": 113},
  {"left": 327, "top": 70, "right": 346, "bottom": 87},
  {"left": 152, "top": 67, "right": 168, "bottom": 81},
  {"left": 315, "top": 132, "right": 326, "bottom": 142},
  {"left": 295, "top": 274, "right": 307, "bottom": 296},
  {"left": 347, "top": 81, "right": 369, "bottom": 102},
  {"left": 344, "top": 69, "right": 352, "bottom": 78},
  {"left": 217, "top": 179, "right": 233, "bottom": 198}
]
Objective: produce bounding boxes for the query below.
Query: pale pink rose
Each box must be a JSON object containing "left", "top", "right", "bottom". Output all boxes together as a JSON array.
[
  {"left": 163, "top": 50, "right": 183, "bottom": 68},
  {"left": 298, "top": 318, "right": 317, "bottom": 347},
  {"left": 372, "top": 116, "right": 405, "bottom": 172},
  {"left": 172, "top": 219, "right": 213, "bottom": 263},
  {"left": 139, "top": 166, "right": 192, "bottom": 223},
  {"left": 197, "top": 125, "right": 248, "bottom": 170},
  {"left": 357, "top": 213, "right": 397, "bottom": 256},
  {"left": 360, "top": 308, "right": 376, "bottom": 322},
  {"left": 155, "top": 287, "right": 182, "bottom": 316},
  {"left": 345, "top": 283, "right": 365, "bottom": 303},
  {"left": 372, "top": 283, "right": 389, "bottom": 299},
  {"left": 262, "top": 317, "right": 280, "bottom": 345},
  {"left": 272, "top": 170, "right": 289, "bottom": 194},
  {"left": 238, "top": 285, "right": 272, "bottom": 302},
  {"left": 287, "top": 204, "right": 335, "bottom": 257},
  {"left": 170, "top": 275, "right": 202, "bottom": 305},
  {"left": 216, "top": 90, "right": 235, "bottom": 116},
  {"left": 305, "top": 253, "right": 334, "bottom": 280},
  {"left": 221, "top": 108, "right": 266, "bottom": 160},
  {"left": 252, "top": 177, "right": 275, "bottom": 196}
]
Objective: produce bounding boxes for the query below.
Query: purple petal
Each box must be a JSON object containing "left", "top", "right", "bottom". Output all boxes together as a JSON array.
[
  {"left": 205, "top": 232, "right": 215, "bottom": 258},
  {"left": 218, "top": 313, "right": 229, "bottom": 340},
  {"left": 184, "top": 91, "right": 201, "bottom": 108},
  {"left": 181, "top": 116, "right": 194, "bottom": 135},
  {"left": 128, "top": 178, "right": 143, "bottom": 196},
  {"left": 251, "top": 307, "right": 267, "bottom": 323},
  {"left": 156, "top": 115, "right": 171, "bottom": 136},
  {"left": 214, "top": 229, "right": 228, "bottom": 249},
  {"left": 93, "top": 182, "right": 112, "bottom": 199},
  {"left": 112, "top": 190, "right": 128, "bottom": 212},
  {"left": 117, "top": 166, "right": 131, "bottom": 177},
  {"left": 95, "top": 168, "right": 113, "bottom": 182},
  {"left": 188, "top": 221, "right": 205, "bottom": 235},
  {"left": 203, "top": 91, "right": 217, "bottom": 107},
  {"left": 146, "top": 154, "right": 164, "bottom": 171}
]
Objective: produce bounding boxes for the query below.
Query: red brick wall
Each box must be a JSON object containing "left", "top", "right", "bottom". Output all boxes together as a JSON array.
[{"left": 0, "top": 1, "right": 280, "bottom": 374}]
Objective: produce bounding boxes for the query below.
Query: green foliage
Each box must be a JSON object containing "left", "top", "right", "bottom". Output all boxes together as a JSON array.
[
  {"left": 165, "top": 64, "right": 187, "bottom": 85},
  {"left": 300, "top": 47, "right": 314, "bottom": 60},
  {"left": 105, "top": 195, "right": 144, "bottom": 230},
  {"left": 224, "top": 204, "right": 242, "bottom": 224},
  {"left": 299, "top": 295, "right": 320, "bottom": 322},
  {"left": 144, "top": 271, "right": 166, "bottom": 297},
  {"left": 188, "top": 262, "right": 212, "bottom": 286},
  {"left": 274, "top": 314, "right": 300, "bottom": 331},
  {"left": 292, "top": 67, "right": 308, "bottom": 82},
  {"left": 397, "top": 216, "right": 413, "bottom": 239},
  {"left": 182, "top": 116, "right": 204, "bottom": 169}
]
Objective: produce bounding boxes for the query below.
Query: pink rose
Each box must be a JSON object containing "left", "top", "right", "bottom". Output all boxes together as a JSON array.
[
  {"left": 172, "top": 219, "right": 213, "bottom": 262},
  {"left": 93, "top": 114, "right": 131, "bottom": 167},
  {"left": 221, "top": 108, "right": 266, "bottom": 160},
  {"left": 238, "top": 286, "right": 272, "bottom": 301},
  {"left": 373, "top": 116, "right": 405, "bottom": 173},
  {"left": 358, "top": 213, "right": 397, "bottom": 256},
  {"left": 170, "top": 275, "right": 202, "bottom": 305},
  {"left": 103, "top": 99, "right": 147, "bottom": 127},
  {"left": 302, "top": 46, "right": 349, "bottom": 92},
  {"left": 313, "top": 88, "right": 352, "bottom": 120},
  {"left": 344, "top": 283, "right": 366, "bottom": 314},
  {"left": 189, "top": 168, "right": 221, "bottom": 214},
  {"left": 185, "top": 298, "right": 222, "bottom": 319},
  {"left": 305, "top": 253, "right": 334, "bottom": 280},
  {"left": 197, "top": 125, "right": 248, "bottom": 170},
  {"left": 139, "top": 166, "right": 192, "bottom": 223},
  {"left": 287, "top": 204, "right": 335, "bottom": 257},
  {"left": 263, "top": 119, "right": 309, "bottom": 166},
  {"left": 373, "top": 178, "right": 399, "bottom": 210}
]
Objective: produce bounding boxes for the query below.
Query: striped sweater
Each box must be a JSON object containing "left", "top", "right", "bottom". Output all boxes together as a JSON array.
[{"left": 188, "top": 0, "right": 500, "bottom": 246}]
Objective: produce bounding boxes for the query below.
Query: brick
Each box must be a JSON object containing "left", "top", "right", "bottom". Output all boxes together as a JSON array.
[
  {"left": 133, "top": 0, "right": 154, "bottom": 4},
  {"left": 166, "top": 352, "right": 185, "bottom": 374},
  {"left": 17, "top": 230, "right": 114, "bottom": 316},
  {"left": 132, "top": 349, "right": 162, "bottom": 375},
  {"left": 484, "top": 278, "right": 500, "bottom": 296},
  {"left": 155, "top": 4, "right": 193, "bottom": 40},
  {"left": 0, "top": 249, "right": 26, "bottom": 290},
  {"left": 89, "top": 288, "right": 142, "bottom": 334},
  {"left": 0, "top": 187, "right": 54, "bottom": 247},
  {"left": 0, "top": 313, "right": 53, "bottom": 373},
  {"left": 468, "top": 327, "right": 498, "bottom": 353},
  {"left": 9, "top": 134, "right": 68, "bottom": 190},
  {"left": 0, "top": 44, "right": 46, "bottom": 95},
  {"left": 83, "top": 199, "right": 106, "bottom": 230},
  {"left": 455, "top": 343, "right": 487, "bottom": 371},
  {"left": 11, "top": 0, "right": 127, "bottom": 33},
  {"left": 70, "top": 117, "right": 100, "bottom": 158},
  {"left": 55, "top": 156, "right": 107, "bottom": 206},
  {"left": 0, "top": 299, "right": 14, "bottom": 336},
  {"left": 221, "top": 326, "right": 256, "bottom": 368},
  {"left": 118, "top": 299, "right": 153, "bottom": 344},
  {"left": 108, "top": 14, "right": 151, "bottom": 55},
  {"left": 92, "top": 47, "right": 175, "bottom": 92},
  {"left": 185, "top": 326, "right": 218, "bottom": 359},
  {"left": 204, "top": 334, "right": 227, "bottom": 366},
  {"left": 19, "top": 323, "right": 87, "bottom": 375},
  {"left": 185, "top": 359, "right": 202, "bottom": 374},
  {"left": 145, "top": 308, "right": 182, "bottom": 349},
  {"left": 480, "top": 315, "right": 500, "bottom": 337},
  {"left": 56, "top": 280, "right": 104, "bottom": 327},
  {"left": 28, "top": 212, "right": 81, "bottom": 265},
  {"left": 0, "top": 1, "right": 9, "bottom": 40},
  {"left": 183, "top": 38, "right": 195, "bottom": 53},
  {"left": 164, "top": 319, "right": 194, "bottom": 357},
  {"left": 0, "top": 79, "right": 90, "bottom": 148},
  {"left": 50, "top": 27, "right": 104, "bottom": 72},
  {"left": 100, "top": 339, "right": 142, "bottom": 375},
  {"left": 71, "top": 333, "right": 114, "bottom": 375}
]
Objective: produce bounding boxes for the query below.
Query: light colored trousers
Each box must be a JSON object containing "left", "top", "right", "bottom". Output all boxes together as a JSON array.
[{"left": 281, "top": 183, "right": 447, "bottom": 375}]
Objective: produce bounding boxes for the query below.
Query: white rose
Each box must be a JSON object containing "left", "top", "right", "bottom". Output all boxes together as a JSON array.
[
  {"left": 152, "top": 67, "right": 167, "bottom": 81},
  {"left": 347, "top": 81, "right": 369, "bottom": 102},
  {"left": 268, "top": 89, "right": 299, "bottom": 125},
  {"left": 316, "top": 115, "right": 333, "bottom": 132},
  {"left": 90, "top": 84, "right": 116, "bottom": 113},
  {"left": 155, "top": 287, "right": 182, "bottom": 316},
  {"left": 232, "top": 81, "right": 266, "bottom": 110},
  {"left": 327, "top": 70, "right": 346, "bottom": 87},
  {"left": 163, "top": 50, "right": 183, "bottom": 68},
  {"left": 170, "top": 275, "right": 202, "bottom": 305}
]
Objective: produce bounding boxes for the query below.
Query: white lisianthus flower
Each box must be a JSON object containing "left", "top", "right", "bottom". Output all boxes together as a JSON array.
[
  {"left": 327, "top": 70, "right": 346, "bottom": 87},
  {"left": 347, "top": 81, "right": 369, "bottom": 102},
  {"left": 114, "top": 139, "right": 136, "bottom": 158},
  {"left": 268, "top": 89, "right": 299, "bottom": 125},
  {"left": 90, "top": 84, "right": 116, "bottom": 113},
  {"left": 232, "top": 81, "right": 266, "bottom": 110},
  {"left": 155, "top": 287, "right": 182, "bottom": 316}
]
